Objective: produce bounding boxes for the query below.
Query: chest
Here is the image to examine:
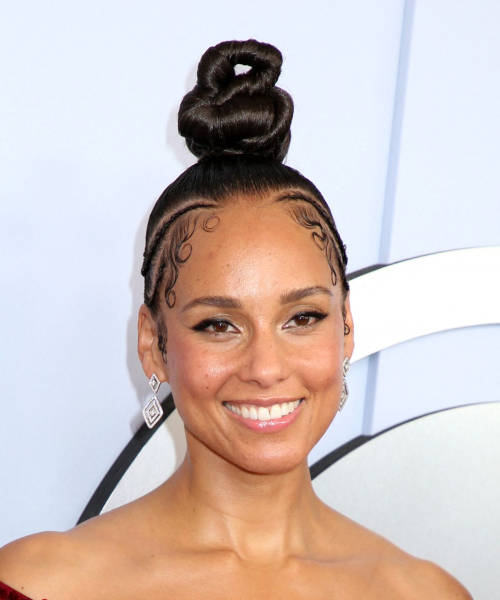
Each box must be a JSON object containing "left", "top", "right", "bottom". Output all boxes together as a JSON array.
[{"left": 110, "top": 555, "right": 387, "bottom": 600}]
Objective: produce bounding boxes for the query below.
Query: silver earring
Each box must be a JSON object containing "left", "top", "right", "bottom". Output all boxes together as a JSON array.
[
  {"left": 142, "top": 372, "right": 163, "bottom": 428},
  {"left": 339, "top": 357, "right": 350, "bottom": 412}
]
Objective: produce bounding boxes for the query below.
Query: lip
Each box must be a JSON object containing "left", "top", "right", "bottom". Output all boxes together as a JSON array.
[
  {"left": 223, "top": 399, "right": 305, "bottom": 433},
  {"left": 223, "top": 397, "right": 301, "bottom": 408}
]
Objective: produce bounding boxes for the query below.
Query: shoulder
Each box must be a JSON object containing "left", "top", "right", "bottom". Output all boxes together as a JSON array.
[
  {"left": 0, "top": 503, "right": 157, "bottom": 598},
  {"left": 320, "top": 508, "right": 472, "bottom": 598},
  {"left": 0, "top": 512, "right": 129, "bottom": 595},
  {"left": 0, "top": 530, "right": 77, "bottom": 571},
  {"left": 379, "top": 556, "right": 473, "bottom": 599},
  {"left": 0, "top": 531, "right": 80, "bottom": 596}
]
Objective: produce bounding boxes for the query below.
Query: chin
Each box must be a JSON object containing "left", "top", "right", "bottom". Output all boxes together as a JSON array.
[{"left": 223, "top": 443, "right": 310, "bottom": 476}]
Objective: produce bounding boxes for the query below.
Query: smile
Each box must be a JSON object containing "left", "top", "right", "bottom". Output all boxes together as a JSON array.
[
  {"left": 223, "top": 400, "right": 302, "bottom": 421},
  {"left": 222, "top": 399, "right": 305, "bottom": 433}
]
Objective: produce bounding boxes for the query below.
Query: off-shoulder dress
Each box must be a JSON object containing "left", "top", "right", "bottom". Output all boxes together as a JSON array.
[{"left": 0, "top": 581, "right": 41, "bottom": 600}]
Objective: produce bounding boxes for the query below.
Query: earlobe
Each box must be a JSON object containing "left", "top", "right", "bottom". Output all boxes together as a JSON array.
[
  {"left": 343, "top": 292, "right": 355, "bottom": 359},
  {"left": 137, "top": 304, "right": 168, "bottom": 383}
]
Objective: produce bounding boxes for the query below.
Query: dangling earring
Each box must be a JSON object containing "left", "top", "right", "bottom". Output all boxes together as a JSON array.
[
  {"left": 338, "top": 357, "right": 350, "bottom": 412},
  {"left": 142, "top": 372, "right": 163, "bottom": 428}
]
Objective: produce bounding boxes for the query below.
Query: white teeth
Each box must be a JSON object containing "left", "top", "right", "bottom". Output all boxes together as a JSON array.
[
  {"left": 257, "top": 407, "right": 271, "bottom": 421},
  {"left": 226, "top": 400, "right": 303, "bottom": 421},
  {"left": 270, "top": 404, "right": 281, "bottom": 419}
]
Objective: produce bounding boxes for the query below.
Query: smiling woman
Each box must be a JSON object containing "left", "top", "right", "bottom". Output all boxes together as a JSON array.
[
  {"left": 0, "top": 39, "right": 472, "bottom": 600},
  {"left": 139, "top": 198, "right": 350, "bottom": 477}
]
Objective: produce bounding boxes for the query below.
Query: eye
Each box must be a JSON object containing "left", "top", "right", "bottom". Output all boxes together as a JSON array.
[
  {"left": 192, "top": 318, "right": 239, "bottom": 335},
  {"left": 284, "top": 310, "right": 328, "bottom": 329},
  {"left": 293, "top": 314, "right": 313, "bottom": 327},
  {"left": 209, "top": 320, "right": 233, "bottom": 334}
]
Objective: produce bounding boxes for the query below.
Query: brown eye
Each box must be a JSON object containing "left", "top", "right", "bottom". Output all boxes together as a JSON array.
[
  {"left": 192, "top": 318, "right": 239, "bottom": 334},
  {"left": 283, "top": 311, "right": 328, "bottom": 330},
  {"left": 294, "top": 314, "right": 311, "bottom": 327},
  {"left": 212, "top": 321, "right": 229, "bottom": 333}
]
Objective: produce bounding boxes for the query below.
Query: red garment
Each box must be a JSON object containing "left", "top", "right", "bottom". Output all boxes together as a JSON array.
[{"left": 0, "top": 581, "right": 42, "bottom": 600}]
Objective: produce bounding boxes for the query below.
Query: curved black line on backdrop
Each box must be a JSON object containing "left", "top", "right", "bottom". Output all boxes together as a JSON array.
[
  {"left": 308, "top": 402, "right": 484, "bottom": 479},
  {"left": 79, "top": 251, "right": 475, "bottom": 523},
  {"left": 78, "top": 395, "right": 176, "bottom": 523}
]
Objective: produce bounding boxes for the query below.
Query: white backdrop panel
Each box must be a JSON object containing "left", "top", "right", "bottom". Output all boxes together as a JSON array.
[
  {"left": 365, "top": 0, "right": 500, "bottom": 436},
  {"left": 386, "top": 0, "right": 500, "bottom": 261}
]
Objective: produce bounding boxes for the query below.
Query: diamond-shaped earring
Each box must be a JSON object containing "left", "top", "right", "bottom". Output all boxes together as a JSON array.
[
  {"left": 339, "top": 379, "right": 349, "bottom": 411},
  {"left": 342, "top": 356, "right": 350, "bottom": 377},
  {"left": 142, "top": 373, "right": 163, "bottom": 428},
  {"left": 149, "top": 372, "right": 161, "bottom": 394},
  {"left": 339, "top": 357, "right": 350, "bottom": 412}
]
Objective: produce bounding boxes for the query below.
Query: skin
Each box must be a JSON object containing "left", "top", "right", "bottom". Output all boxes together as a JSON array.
[{"left": 0, "top": 196, "right": 472, "bottom": 599}]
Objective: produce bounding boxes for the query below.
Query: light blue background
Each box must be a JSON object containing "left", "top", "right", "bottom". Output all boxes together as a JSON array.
[{"left": 1, "top": 0, "right": 499, "bottom": 546}]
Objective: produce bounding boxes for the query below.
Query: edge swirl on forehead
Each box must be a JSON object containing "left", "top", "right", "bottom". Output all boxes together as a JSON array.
[
  {"left": 202, "top": 214, "right": 221, "bottom": 231},
  {"left": 276, "top": 193, "right": 341, "bottom": 289},
  {"left": 142, "top": 201, "right": 223, "bottom": 360},
  {"left": 160, "top": 210, "right": 223, "bottom": 310}
]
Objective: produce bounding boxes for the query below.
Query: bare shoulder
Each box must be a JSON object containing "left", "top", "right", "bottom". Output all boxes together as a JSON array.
[
  {"left": 0, "top": 512, "right": 122, "bottom": 594},
  {"left": 319, "top": 507, "right": 472, "bottom": 599},
  {"left": 0, "top": 531, "right": 81, "bottom": 597},
  {"left": 381, "top": 556, "right": 473, "bottom": 599},
  {"left": 0, "top": 498, "right": 161, "bottom": 598}
]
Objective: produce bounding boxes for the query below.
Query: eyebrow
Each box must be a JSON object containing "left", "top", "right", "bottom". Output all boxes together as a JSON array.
[
  {"left": 181, "top": 295, "right": 243, "bottom": 313},
  {"left": 280, "top": 286, "right": 333, "bottom": 304},
  {"left": 181, "top": 286, "right": 332, "bottom": 313}
]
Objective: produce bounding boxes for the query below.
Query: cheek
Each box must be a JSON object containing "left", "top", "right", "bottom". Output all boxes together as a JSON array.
[
  {"left": 293, "top": 324, "right": 344, "bottom": 378},
  {"left": 292, "top": 333, "right": 345, "bottom": 438},
  {"left": 300, "top": 340, "right": 343, "bottom": 394},
  {"left": 297, "top": 342, "right": 345, "bottom": 449},
  {"left": 166, "top": 332, "right": 234, "bottom": 404}
]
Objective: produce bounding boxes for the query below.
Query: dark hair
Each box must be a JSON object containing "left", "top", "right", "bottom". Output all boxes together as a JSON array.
[{"left": 141, "top": 39, "right": 349, "bottom": 359}]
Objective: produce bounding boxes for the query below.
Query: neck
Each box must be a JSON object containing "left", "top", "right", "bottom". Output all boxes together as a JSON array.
[{"left": 163, "top": 430, "right": 324, "bottom": 563}]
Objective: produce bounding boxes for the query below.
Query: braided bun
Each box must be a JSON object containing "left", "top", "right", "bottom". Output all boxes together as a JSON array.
[
  {"left": 143, "top": 40, "right": 349, "bottom": 359},
  {"left": 178, "top": 39, "right": 293, "bottom": 162}
]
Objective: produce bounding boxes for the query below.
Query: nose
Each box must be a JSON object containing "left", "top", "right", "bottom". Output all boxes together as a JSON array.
[{"left": 237, "top": 327, "right": 291, "bottom": 388}]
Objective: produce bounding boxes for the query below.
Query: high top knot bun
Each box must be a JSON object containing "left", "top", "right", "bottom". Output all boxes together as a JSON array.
[{"left": 178, "top": 39, "right": 293, "bottom": 162}]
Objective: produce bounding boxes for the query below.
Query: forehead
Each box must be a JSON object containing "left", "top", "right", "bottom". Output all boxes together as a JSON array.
[{"left": 172, "top": 199, "right": 334, "bottom": 302}]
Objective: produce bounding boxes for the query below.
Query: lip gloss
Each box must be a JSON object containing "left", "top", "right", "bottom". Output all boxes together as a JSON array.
[{"left": 223, "top": 400, "right": 304, "bottom": 433}]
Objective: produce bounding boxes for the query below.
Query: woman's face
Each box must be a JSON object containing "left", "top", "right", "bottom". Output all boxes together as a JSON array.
[{"left": 149, "top": 197, "right": 353, "bottom": 474}]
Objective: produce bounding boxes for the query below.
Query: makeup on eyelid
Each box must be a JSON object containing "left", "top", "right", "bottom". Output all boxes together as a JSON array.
[{"left": 191, "top": 310, "right": 329, "bottom": 335}]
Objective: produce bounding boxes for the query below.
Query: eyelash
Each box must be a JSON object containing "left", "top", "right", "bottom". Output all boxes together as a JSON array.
[
  {"left": 192, "top": 310, "right": 329, "bottom": 335},
  {"left": 284, "top": 310, "right": 329, "bottom": 329},
  {"left": 192, "top": 318, "right": 236, "bottom": 334}
]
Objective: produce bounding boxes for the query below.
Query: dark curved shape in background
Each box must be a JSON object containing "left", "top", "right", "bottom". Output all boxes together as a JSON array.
[{"left": 78, "top": 394, "right": 176, "bottom": 523}]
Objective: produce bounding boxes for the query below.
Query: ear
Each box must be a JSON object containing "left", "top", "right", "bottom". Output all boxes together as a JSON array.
[
  {"left": 343, "top": 291, "right": 355, "bottom": 360},
  {"left": 137, "top": 304, "right": 169, "bottom": 384}
]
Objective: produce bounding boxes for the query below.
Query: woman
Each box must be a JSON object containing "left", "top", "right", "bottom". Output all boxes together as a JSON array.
[{"left": 0, "top": 40, "right": 472, "bottom": 599}]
